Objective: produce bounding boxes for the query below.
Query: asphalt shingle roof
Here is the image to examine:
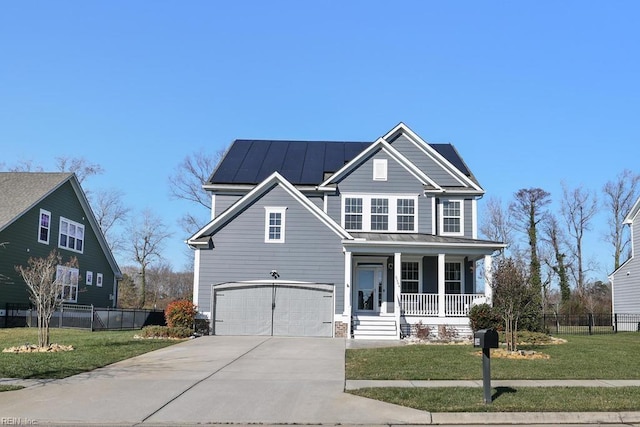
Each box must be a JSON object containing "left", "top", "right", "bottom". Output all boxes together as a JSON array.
[{"left": 0, "top": 172, "right": 72, "bottom": 230}]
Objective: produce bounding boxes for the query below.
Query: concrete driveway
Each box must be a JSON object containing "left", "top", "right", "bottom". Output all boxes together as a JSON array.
[{"left": 0, "top": 336, "right": 431, "bottom": 425}]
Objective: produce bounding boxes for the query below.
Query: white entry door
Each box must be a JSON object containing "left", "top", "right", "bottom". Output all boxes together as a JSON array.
[{"left": 355, "top": 266, "right": 384, "bottom": 313}]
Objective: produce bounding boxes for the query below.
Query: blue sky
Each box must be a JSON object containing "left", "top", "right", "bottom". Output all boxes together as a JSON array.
[{"left": 1, "top": 2, "right": 638, "bottom": 278}]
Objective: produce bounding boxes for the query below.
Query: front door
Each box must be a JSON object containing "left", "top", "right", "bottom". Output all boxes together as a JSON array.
[{"left": 355, "top": 266, "right": 384, "bottom": 312}]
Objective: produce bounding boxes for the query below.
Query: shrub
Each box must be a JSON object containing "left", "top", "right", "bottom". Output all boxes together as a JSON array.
[
  {"left": 413, "top": 321, "right": 431, "bottom": 340},
  {"left": 468, "top": 303, "right": 502, "bottom": 332},
  {"left": 140, "top": 325, "right": 193, "bottom": 339},
  {"left": 164, "top": 300, "right": 197, "bottom": 329}
]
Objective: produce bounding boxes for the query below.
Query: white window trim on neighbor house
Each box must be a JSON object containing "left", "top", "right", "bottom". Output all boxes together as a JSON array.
[
  {"left": 56, "top": 265, "right": 79, "bottom": 303},
  {"left": 59, "top": 217, "right": 85, "bottom": 253},
  {"left": 38, "top": 209, "right": 51, "bottom": 244},
  {"left": 86, "top": 271, "right": 93, "bottom": 285},
  {"left": 373, "top": 159, "right": 388, "bottom": 181},
  {"left": 264, "top": 207, "right": 287, "bottom": 243},
  {"left": 342, "top": 194, "right": 418, "bottom": 233},
  {"left": 439, "top": 198, "right": 464, "bottom": 236},
  {"left": 97, "top": 273, "right": 103, "bottom": 287}
]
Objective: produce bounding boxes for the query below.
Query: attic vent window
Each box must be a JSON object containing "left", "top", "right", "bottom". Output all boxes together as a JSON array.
[{"left": 373, "top": 159, "right": 387, "bottom": 181}]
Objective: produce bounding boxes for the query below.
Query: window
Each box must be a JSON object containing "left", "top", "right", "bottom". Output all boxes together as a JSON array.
[
  {"left": 373, "top": 159, "right": 388, "bottom": 181},
  {"left": 344, "top": 198, "right": 363, "bottom": 230},
  {"left": 441, "top": 199, "right": 463, "bottom": 235},
  {"left": 56, "top": 265, "right": 79, "bottom": 302},
  {"left": 370, "top": 198, "right": 389, "bottom": 230},
  {"left": 264, "top": 207, "right": 286, "bottom": 243},
  {"left": 445, "top": 262, "right": 462, "bottom": 294},
  {"left": 342, "top": 195, "right": 418, "bottom": 232},
  {"left": 401, "top": 261, "right": 420, "bottom": 293},
  {"left": 59, "top": 217, "right": 84, "bottom": 253},
  {"left": 397, "top": 199, "right": 415, "bottom": 231},
  {"left": 86, "top": 271, "right": 93, "bottom": 286},
  {"left": 96, "top": 273, "right": 103, "bottom": 288},
  {"left": 38, "top": 209, "right": 51, "bottom": 244}
]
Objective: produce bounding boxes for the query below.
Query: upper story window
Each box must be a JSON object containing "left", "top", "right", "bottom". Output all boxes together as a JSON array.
[
  {"left": 342, "top": 195, "right": 418, "bottom": 232},
  {"left": 59, "top": 217, "right": 84, "bottom": 253},
  {"left": 440, "top": 199, "right": 463, "bottom": 236},
  {"left": 373, "top": 159, "right": 388, "bottom": 181},
  {"left": 56, "top": 265, "right": 79, "bottom": 302},
  {"left": 264, "top": 207, "right": 286, "bottom": 243},
  {"left": 38, "top": 209, "right": 51, "bottom": 244}
]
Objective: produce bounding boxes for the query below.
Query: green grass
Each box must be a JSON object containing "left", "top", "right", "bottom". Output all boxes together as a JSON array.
[
  {"left": 346, "top": 333, "right": 640, "bottom": 380},
  {"left": 350, "top": 387, "right": 640, "bottom": 412},
  {"left": 0, "top": 385, "right": 24, "bottom": 392},
  {"left": 0, "top": 328, "right": 181, "bottom": 379}
]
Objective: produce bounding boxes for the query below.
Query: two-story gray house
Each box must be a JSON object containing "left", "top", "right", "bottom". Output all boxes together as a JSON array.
[
  {"left": 609, "top": 196, "right": 640, "bottom": 329},
  {"left": 188, "top": 123, "right": 504, "bottom": 339}
]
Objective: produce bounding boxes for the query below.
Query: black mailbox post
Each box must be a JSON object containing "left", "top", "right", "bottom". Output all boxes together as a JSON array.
[{"left": 473, "top": 329, "right": 499, "bottom": 404}]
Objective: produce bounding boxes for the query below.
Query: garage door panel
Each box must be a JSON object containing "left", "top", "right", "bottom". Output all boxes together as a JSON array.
[{"left": 214, "top": 284, "right": 333, "bottom": 337}]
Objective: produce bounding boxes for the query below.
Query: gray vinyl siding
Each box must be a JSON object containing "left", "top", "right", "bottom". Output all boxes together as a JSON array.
[
  {"left": 197, "top": 184, "right": 345, "bottom": 315},
  {"left": 214, "top": 194, "right": 242, "bottom": 217},
  {"left": 336, "top": 150, "right": 425, "bottom": 194},
  {"left": 0, "top": 181, "right": 116, "bottom": 308},
  {"left": 423, "top": 257, "right": 438, "bottom": 293},
  {"left": 612, "top": 220, "right": 640, "bottom": 314},
  {"left": 389, "top": 135, "right": 464, "bottom": 188},
  {"left": 464, "top": 258, "right": 474, "bottom": 293}
]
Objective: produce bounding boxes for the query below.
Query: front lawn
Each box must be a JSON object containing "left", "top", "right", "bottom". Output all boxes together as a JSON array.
[
  {"left": 0, "top": 328, "right": 181, "bottom": 379},
  {"left": 346, "top": 333, "right": 640, "bottom": 380},
  {"left": 351, "top": 386, "right": 640, "bottom": 412}
]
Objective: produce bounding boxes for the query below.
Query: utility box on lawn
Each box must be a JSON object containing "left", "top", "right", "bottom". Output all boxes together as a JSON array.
[{"left": 474, "top": 328, "right": 499, "bottom": 349}]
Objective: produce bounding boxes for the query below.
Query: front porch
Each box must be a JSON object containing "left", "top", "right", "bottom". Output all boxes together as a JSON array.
[{"left": 341, "top": 236, "right": 501, "bottom": 340}]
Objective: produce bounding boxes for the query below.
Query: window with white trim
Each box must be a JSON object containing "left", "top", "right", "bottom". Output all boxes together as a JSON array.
[
  {"left": 342, "top": 195, "right": 418, "bottom": 232},
  {"left": 344, "top": 198, "right": 363, "bottom": 230},
  {"left": 370, "top": 198, "right": 389, "bottom": 230},
  {"left": 373, "top": 159, "right": 388, "bottom": 181},
  {"left": 444, "top": 262, "right": 462, "bottom": 294},
  {"left": 440, "top": 199, "right": 463, "bottom": 235},
  {"left": 86, "top": 271, "right": 93, "bottom": 285},
  {"left": 264, "top": 207, "right": 286, "bottom": 243},
  {"left": 56, "top": 265, "right": 79, "bottom": 302},
  {"left": 401, "top": 261, "right": 420, "bottom": 293},
  {"left": 38, "top": 209, "right": 51, "bottom": 244},
  {"left": 59, "top": 217, "right": 84, "bottom": 253},
  {"left": 96, "top": 273, "right": 103, "bottom": 287}
]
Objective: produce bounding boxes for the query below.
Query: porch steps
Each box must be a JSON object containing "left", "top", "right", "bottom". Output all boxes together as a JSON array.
[{"left": 352, "top": 315, "right": 398, "bottom": 340}]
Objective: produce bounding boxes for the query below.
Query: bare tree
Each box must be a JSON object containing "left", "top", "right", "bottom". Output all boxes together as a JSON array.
[
  {"left": 55, "top": 156, "right": 105, "bottom": 184},
  {"left": 6, "top": 160, "right": 44, "bottom": 172},
  {"left": 603, "top": 169, "right": 640, "bottom": 271},
  {"left": 168, "top": 148, "right": 225, "bottom": 236},
  {"left": 480, "top": 196, "right": 513, "bottom": 256},
  {"left": 541, "top": 214, "right": 571, "bottom": 304},
  {"left": 126, "top": 210, "right": 172, "bottom": 308},
  {"left": 561, "top": 183, "right": 598, "bottom": 292},
  {"left": 509, "top": 188, "right": 551, "bottom": 298},
  {"left": 491, "top": 257, "right": 535, "bottom": 352},
  {"left": 15, "top": 250, "right": 78, "bottom": 348},
  {"left": 92, "top": 188, "right": 130, "bottom": 254}
]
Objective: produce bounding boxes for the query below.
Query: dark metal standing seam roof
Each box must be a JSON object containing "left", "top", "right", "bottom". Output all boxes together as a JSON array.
[{"left": 209, "top": 139, "right": 475, "bottom": 186}]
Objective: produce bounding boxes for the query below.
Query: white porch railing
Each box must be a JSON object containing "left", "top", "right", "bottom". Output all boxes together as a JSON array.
[{"left": 400, "top": 293, "right": 485, "bottom": 317}]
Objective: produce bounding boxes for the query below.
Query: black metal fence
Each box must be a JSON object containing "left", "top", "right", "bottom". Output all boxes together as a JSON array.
[
  {"left": 13, "top": 304, "right": 165, "bottom": 331},
  {"left": 543, "top": 313, "right": 640, "bottom": 335}
]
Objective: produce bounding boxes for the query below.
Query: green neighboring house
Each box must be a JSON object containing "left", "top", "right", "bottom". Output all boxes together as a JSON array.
[{"left": 0, "top": 172, "right": 121, "bottom": 318}]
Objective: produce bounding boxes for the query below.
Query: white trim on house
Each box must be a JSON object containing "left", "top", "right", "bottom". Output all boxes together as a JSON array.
[
  {"left": 382, "top": 122, "right": 484, "bottom": 193},
  {"left": 373, "top": 159, "right": 388, "bottom": 181},
  {"left": 472, "top": 199, "right": 478, "bottom": 239},
  {"left": 58, "top": 216, "right": 85, "bottom": 253},
  {"left": 341, "top": 193, "right": 419, "bottom": 233},
  {"left": 264, "top": 207, "right": 287, "bottom": 243},
  {"left": 211, "top": 194, "right": 216, "bottom": 220},
  {"left": 38, "top": 208, "right": 51, "bottom": 244},
  {"left": 188, "top": 172, "right": 353, "bottom": 245},
  {"left": 431, "top": 197, "right": 436, "bottom": 235},
  {"left": 439, "top": 198, "right": 465, "bottom": 237},
  {"left": 192, "top": 249, "right": 201, "bottom": 306},
  {"left": 320, "top": 138, "right": 442, "bottom": 190}
]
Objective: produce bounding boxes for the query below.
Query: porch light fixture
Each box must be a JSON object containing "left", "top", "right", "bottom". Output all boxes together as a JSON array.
[
  {"left": 270, "top": 270, "right": 280, "bottom": 280},
  {"left": 388, "top": 263, "right": 393, "bottom": 270}
]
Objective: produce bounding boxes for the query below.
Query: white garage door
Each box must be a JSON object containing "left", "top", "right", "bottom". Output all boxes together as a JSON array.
[{"left": 213, "top": 283, "right": 334, "bottom": 337}]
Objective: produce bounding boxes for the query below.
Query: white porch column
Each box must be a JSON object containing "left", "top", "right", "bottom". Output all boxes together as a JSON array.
[
  {"left": 484, "top": 254, "right": 493, "bottom": 305},
  {"left": 438, "top": 253, "right": 446, "bottom": 317},
  {"left": 394, "top": 252, "right": 402, "bottom": 339},
  {"left": 344, "top": 251, "right": 352, "bottom": 337}
]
